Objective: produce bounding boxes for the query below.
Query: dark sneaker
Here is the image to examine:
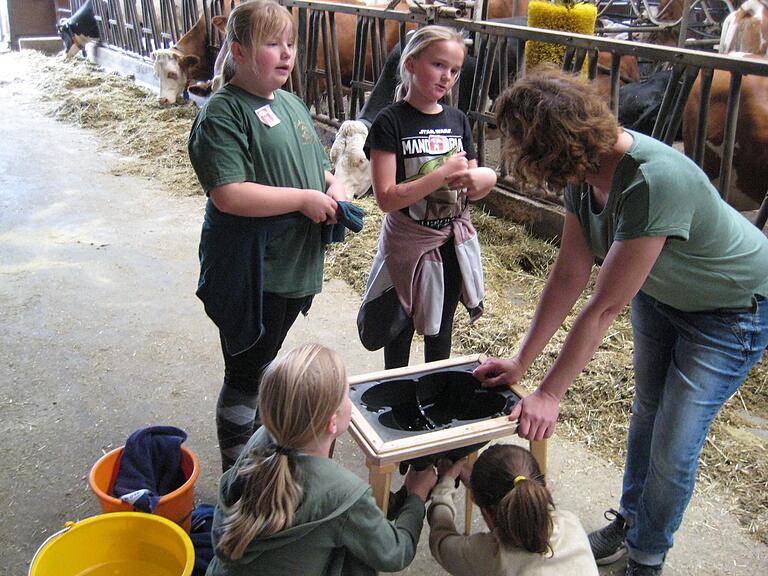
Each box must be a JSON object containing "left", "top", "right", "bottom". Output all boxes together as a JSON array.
[
  {"left": 588, "top": 509, "right": 628, "bottom": 565},
  {"left": 625, "top": 558, "right": 664, "bottom": 575}
]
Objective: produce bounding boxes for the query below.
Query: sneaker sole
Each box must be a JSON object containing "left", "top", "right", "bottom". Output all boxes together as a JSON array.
[{"left": 595, "top": 545, "right": 627, "bottom": 566}]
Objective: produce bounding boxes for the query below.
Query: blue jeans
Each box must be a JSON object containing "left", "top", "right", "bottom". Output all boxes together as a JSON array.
[{"left": 620, "top": 290, "right": 768, "bottom": 566}]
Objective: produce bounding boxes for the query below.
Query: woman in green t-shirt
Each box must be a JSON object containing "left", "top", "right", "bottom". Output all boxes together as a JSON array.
[{"left": 475, "top": 68, "right": 768, "bottom": 576}]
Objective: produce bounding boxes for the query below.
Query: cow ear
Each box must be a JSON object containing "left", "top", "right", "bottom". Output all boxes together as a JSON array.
[
  {"left": 180, "top": 54, "right": 200, "bottom": 71},
  {"left": 212, "top": 15, "right": 227, "bottom": 33}
]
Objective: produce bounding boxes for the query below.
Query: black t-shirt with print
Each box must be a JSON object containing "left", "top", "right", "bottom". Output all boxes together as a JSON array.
[{"left": 364, "top": 100, "right": 477, "bottom": 229}]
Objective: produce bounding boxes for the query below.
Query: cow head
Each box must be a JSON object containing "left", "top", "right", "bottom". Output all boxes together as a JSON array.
[
  {"left": 57, "top": 20, "right": 78, "bottom": 59},
  {"left": 152, "top": 49, "right": 201, "bottom": 106},
  {"left": 329, "top": 121, "right": 371, "bottom": 200}
]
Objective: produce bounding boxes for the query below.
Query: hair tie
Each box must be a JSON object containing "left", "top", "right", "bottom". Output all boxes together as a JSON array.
[
  {"left": 273, "top": 444, "right": 296, "bottom": 457},
  {"left": 513, "top": 475, "right": 527, "bottom": 486}
]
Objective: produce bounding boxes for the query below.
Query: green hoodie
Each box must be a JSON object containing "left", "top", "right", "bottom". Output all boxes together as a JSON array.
[{"left": 207, "top": 428, "right": 426, "bottom": 576}]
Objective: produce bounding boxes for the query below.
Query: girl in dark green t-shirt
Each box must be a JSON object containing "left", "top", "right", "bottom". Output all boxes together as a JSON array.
[{"left": 187, "top": 1, "right": 348, "bottom": 472}]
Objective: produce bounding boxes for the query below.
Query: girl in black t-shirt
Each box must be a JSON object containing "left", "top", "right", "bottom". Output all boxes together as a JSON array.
[{"left": 363, "top": 26, "right": 496, "bottom": 369}]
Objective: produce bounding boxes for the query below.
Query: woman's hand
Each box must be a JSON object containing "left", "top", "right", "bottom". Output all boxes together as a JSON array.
[
  {"left": 473, "top": 357, "right": 526, "bottom": 388},
  {"left": 508, "top": 388, "right": 561, "bottom": 441},
  {"left": 300, "top": 189, "right": 338, "bottom": 224},
  {"left": 404, "top": 466, "right": 438, "bottom": 502}
]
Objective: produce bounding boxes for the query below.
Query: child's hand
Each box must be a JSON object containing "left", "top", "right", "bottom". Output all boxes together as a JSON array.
[
  {"left": 437, "top": 458, "right": 472, "bottom": 487},
  {"left": 301, "top": 189, "right": 338, "bottom": 224},
  {"left": 404, "top": 465, "right": 438, "bottom": 502},
  {"left": 446, "top": 167, "right": 494, "bottom": 200},
  {"left": 326, "top": 180, "right": 349, "bottom": 203},
  {"left": 437, "top": 152, "right": 468, "bottom": 184}
]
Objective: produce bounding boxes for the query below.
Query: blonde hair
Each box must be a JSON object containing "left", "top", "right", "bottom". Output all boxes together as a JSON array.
[
  {"left": 396, "top": 25, "right": 466, "bottom": 101},
  {"left": 223, "top": 0, "right": 295, "bottom": 84},
  {"left": 495, "top": 66, "right": 619, "bottom": 190},
  {"left": 216, "top": 344, "right": 348, "bottom": 561},
  {"left": 471, "top": 444, "right": 554, "bottom": 554}
]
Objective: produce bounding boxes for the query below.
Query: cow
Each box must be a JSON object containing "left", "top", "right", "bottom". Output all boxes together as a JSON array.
[
  {"left": 153, "top": 12, "right": 214, "bottom": 105},
  {"left": 719, "top": 0, "right": 768, "bottom": 55},
  {"left": 57, "top": 0, "right": 99, "bottom": 59},
  {"left": 682, "top": 0, "right": 768, "bottom": 211},
  {"left": 683, "top": 64, "right": 768, "bottom": 211},
  {"left": 618, "top": 69, "right": 673, "bottom": 136}
]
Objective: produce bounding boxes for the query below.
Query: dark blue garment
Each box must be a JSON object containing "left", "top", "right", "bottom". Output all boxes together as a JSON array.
[
  {"left": 196, "top": 199, "right": 305, "bottom": 356},
  {"left": 321, "top": 201, "right": 365, "bottom": 244},
  {"left": 191, "top": 504, "right": 216, "bottom": 576},
  {"left": 112, "top": 426, "right": 188, "bottom": 513}
]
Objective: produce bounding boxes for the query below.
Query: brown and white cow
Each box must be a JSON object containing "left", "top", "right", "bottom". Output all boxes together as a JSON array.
[
  {"left": 719, "top": 0, "right": 768, "bottom": 55},
  {"left": 683, "top": 63, "right": 768, "bottom": 210},
  {"left": 683, "top": 1, "right": 768, "bottom": 210},
  {"left": 152, "top": 12, "right": 213, "bottom": 105}
]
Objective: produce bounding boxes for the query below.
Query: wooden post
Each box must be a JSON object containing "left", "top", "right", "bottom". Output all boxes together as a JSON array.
[
  {"left": 464, "top": 450, "right": 479, "bottom": 535},
  {"left": 367, "top": 461, "right": 397, "bottom": 516},
  {"left": 530, "top": 439, "right": 547, "bottom": 476}
]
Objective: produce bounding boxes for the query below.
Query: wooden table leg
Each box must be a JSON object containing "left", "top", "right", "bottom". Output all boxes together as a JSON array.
[
  {"left": 367, "top": 461, "right": 397, "bottom": 517},
  {"left": 529, "top": 438, "right": 547, "bottom": 476},
  {"left": 464, "top": 451, "right": 478, "bottom": 535}
]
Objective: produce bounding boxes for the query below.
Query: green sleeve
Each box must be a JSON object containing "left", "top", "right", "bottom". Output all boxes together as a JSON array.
[
  {"left": 188, "top": 111, "right": 254, "bottom": 194},
  {"left": 337, "top": 488, "right": 425, "bottom": 572},
  {"left": 616, "top": 172, "right": 692, "bottom": 242}
]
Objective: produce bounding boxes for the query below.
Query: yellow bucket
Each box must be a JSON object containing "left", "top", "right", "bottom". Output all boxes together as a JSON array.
[{"left": 29, "top": 512, "right": 195, "bottom": 576}]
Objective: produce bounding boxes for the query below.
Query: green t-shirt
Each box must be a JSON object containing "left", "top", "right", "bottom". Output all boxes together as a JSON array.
[
  {"left": 564, "top": 130, "right": 768, "bottom": 311},
  {"left": 188, "top": 86, "right": 330, "bottom": 297}
]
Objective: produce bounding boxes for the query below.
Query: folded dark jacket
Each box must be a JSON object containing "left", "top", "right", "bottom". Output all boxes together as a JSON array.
[
  {"left": 112, "top": 426, "right": 187, "bottom": 513},
  {"left": 322, "top": 201, "right": 365, "bottom": 244}
]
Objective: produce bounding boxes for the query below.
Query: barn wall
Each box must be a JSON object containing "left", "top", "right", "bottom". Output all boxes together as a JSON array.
[{"left": 4, "top": 0, "right": 58, "bottom": 47}]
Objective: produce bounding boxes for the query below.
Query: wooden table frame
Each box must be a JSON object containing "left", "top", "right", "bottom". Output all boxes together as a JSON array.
[{"left": 347, "top": 354, "right": 548, "bottom": 531}]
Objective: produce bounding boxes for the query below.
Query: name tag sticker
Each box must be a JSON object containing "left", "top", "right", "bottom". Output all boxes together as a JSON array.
[{"left": 255, "top": 104, "right": 281, "bottom": 127}]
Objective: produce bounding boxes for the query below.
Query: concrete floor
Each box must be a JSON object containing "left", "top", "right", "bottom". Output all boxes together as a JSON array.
[{"left": 1, "top": 53, "right": 767, "bottom": 575}]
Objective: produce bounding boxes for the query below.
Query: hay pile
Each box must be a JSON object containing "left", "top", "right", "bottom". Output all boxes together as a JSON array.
[
  {"left": 20, "top": 51, "right": 200, "bottom": 193},
  {"left": 14, "top": 50, "right": 768, "bottom": 543}
]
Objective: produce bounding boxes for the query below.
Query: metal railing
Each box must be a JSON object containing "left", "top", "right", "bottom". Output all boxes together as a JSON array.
[{"left": 78, "top": 0, "right": 768, "bottom": 225}]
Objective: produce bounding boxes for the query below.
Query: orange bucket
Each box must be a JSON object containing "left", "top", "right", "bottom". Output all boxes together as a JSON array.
[{"left": 88, "top": 446, "right": 200, "bottom": 533}]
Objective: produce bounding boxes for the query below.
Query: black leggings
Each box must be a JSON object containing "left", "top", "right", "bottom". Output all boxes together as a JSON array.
[
  {"left": 384, "top": 241, "right": 463, "bottom": 369},
  {"left": 220, "top": 292, "right": 312, "bottom": 393}
]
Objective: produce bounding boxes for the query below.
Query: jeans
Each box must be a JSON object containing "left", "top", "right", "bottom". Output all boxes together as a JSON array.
[{"left": 620, "top": 290, "right": 768, "bottom": 566}]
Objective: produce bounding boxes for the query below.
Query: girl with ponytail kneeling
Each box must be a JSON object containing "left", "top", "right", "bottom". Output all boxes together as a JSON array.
[
  {"left": 428, "top": 444, "right": 597, "bottom": 575},
  {"left": 207, "top": 344, "right": 437, "bottom": 576}
]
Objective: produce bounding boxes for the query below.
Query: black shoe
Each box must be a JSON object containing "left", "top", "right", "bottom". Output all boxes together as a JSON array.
[
  {"left": 625, "top": 558, "right": 664, "bottom": 575},
  {"left": 588, "top": 509, "right": 627, "bottom": 565}
]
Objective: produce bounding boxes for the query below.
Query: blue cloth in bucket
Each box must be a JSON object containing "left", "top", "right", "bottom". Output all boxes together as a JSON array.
[{"left": 112, "top": 426, "right": 188, "bottom": 513}]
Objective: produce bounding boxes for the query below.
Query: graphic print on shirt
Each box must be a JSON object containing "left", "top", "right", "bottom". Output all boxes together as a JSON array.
[{"left": 402, "top": 128, "right": 467, "bottom": 228}]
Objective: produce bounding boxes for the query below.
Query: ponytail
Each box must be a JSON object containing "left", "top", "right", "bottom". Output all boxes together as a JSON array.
[
  {"left": 470, "top": 444, "right": 554, "bottom": 555},
  {"left": 215, "top": 344, "right": 347, "bottom": 561},
  {"left": 494, "top": 476, "right": 554, "bottom": 554},
  {"left": 216, "top": 448, "right": 301, "bottom": 560}
]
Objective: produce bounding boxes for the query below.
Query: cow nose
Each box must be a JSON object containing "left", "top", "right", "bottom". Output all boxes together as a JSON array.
[{"left": 158, "top": 97, "right": 170, "bottom": 106}]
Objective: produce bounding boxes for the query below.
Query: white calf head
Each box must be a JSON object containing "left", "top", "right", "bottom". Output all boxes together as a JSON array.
[
  {"left": 152, "top": 49, "right": 200, "bottom": 106},
  {"left": 330, "top": 121, "right": 371, "bottom": 200}
]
